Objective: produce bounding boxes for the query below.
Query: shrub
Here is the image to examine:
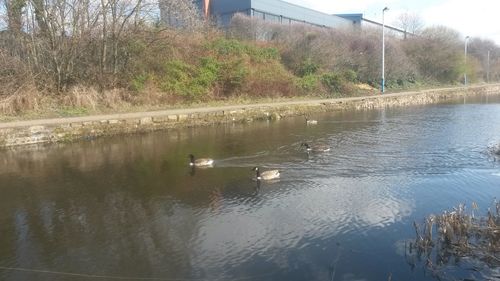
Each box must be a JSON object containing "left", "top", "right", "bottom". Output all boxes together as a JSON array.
[
  {"left": 342, "top": 70, "right": 358, "bottom": 83},
  {"left": 208, "top": 38, "right": 279, "bottom": 62},
  {"left": 160, "top": 60, "right": 193, "bottom": 95},
  {"left": 403, "top": 26, "right": 463, "bottom": 83},
  {"left": 159, "top": 57, "right": 223, "bottom": 100},
  {"left": 218, "top": 58, "right": 248, "bottom": 96},
  {"left": 131, "top": 74, "right": 149, "bottom": 91},
  {"left": 210, "top": 38, "right": 246, "bottom": 56},
  {"left": 297, "top": 58, "right": 319, "bottom": 77},
  {"left": 244, "top": 61, "right": 297, "bottom": 97},
  {"left": 296, "top": 74, "right": 320, "bottom": 93},
  {"left": 254, "top": 47, "right": 280, "bottom": 61},
  {"left": 321, "top": 72, "right": 345, "bottom": 93},
  {"left": 196, "top": 57, "right": 220, "bottom": 88}
]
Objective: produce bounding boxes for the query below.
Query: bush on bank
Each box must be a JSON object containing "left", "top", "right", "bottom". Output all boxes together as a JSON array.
[{"left": 0, "top": 4, "right": 499, "bottom": 117}]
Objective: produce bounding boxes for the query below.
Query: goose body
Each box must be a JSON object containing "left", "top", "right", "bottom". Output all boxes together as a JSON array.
[
  {"left": 305, "top": 117, "right": 318, "bottom": 125},
  {"left": 253, "top": 167, "right": 280, "bottom": 180},
  {"left": 301, "top": 143, "right": 331, "bottom": 152},
  {"left": 189, "top": 154, "right": 214, "bottom": 167}
]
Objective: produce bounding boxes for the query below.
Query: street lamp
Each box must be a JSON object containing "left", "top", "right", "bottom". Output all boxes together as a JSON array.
[
  {"left": 381, "top": 7, "right": 389, "bottom": 93},
  {"left": 464, "top": 36, "right": 470, "bottom": 86}
]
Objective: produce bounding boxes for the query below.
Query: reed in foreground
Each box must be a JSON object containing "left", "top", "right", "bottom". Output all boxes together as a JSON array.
[{"left": 406, "top": 201, "right": 500, "bottom": 280}]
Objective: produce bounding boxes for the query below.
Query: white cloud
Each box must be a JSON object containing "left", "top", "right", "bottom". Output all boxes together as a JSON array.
[{"left": 422, "top": 0, "right": 500, "bottom": 43}]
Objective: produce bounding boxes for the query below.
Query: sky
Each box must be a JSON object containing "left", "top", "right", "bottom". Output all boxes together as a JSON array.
[{"left": 284, "top": 0, "right": 500, "bottom": 44}]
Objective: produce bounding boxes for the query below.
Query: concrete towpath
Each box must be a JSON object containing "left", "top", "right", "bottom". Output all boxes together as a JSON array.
[{"left": 0, "top": 85, "right": 494, "bottom": 129}]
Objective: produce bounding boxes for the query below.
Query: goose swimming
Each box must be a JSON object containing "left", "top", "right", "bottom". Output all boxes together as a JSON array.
[
  {"left": 252, "top": 167, "right": 280, "bottom": 180},
  {"left": 189, "top": 154, "right": 214, "bottom": 167},
  {"left": 305, "top": 117, "right": 318, "bottom": 125},
  {"left": 301, "top": 142, "right": 331, "bottom": 152}
]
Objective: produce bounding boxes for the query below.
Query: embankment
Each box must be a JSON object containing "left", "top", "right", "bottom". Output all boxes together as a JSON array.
[{"left": 1, "top": 84, "right": 499, "bottom": 148}]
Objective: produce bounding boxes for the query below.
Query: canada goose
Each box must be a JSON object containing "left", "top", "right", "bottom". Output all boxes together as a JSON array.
[
  {"left": 252, "top": 167, "right": 280, "bottom": 180},
  {"left": 301, "top": 142, "right": 331, "bottom": 152},
  {"left": 305, "top": 117, "right": 318, "bottom": 125},
  {"left": 189, "top": 154, "right": 214, "bottom": 167}
]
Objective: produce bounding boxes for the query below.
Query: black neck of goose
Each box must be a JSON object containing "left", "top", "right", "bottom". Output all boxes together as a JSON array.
[
  {"left": 189, "top": 155, "right": 194, "bottom": 164},
  {"left": 255, "top": 169, "right": 260, "bottom": 178}
]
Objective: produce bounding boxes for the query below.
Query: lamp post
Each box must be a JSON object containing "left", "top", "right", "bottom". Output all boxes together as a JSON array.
[
  {"left": 464, "top": 36, "right": 470, "bottom": 86},
  {"left": 381, "top": 7, "right": 389, "bottom": 93}
]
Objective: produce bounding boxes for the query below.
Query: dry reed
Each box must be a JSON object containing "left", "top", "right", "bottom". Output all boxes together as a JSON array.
[{"left": 406, "top": 201, "right": 500, "bottom": 280}]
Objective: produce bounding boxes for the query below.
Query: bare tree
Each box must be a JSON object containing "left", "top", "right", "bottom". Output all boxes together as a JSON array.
[
  {"left": 403, "top": 26, "right": 463, "bottom": 82},
  {"left": 158, "top": 0, "right": 203, "bottom": 30},
  {"left": 4, "top": 0, "right": 26, "bottom": 33},
  {"left": 21, "top": 0, "right": 101, "bottom": 90},
  {"left": 109, "top": 0, "right": 143, "bottom": 75},
  {"left": 0, "top": 0, "right": 151, "bottom": 91},
  {"left": 395, "top": 12, "right": 424, "bottom": 39},
  {"left": 468, "top": 37, "right": 500, "bottom": 82},
  {"left": 228, "top": 14, "right": 417, "bottom": 85},
  {"left": 0, "top": 0, "right": 8, "bottom": 30}
]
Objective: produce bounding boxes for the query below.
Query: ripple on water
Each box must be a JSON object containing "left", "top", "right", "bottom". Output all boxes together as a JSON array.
[
  {"left": 1, "top": 102, "right": 500, "bottom": 281},
  {"left": 185, "top": 171, "right": 415, "bottom": 271}
]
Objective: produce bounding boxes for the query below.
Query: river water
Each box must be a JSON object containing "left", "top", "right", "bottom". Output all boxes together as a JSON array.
[{"left": 1, "top": 95, "right": 499, "bottom": 281}]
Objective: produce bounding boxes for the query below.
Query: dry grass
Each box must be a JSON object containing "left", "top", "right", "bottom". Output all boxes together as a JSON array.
[
  {"left": 406, "top": 201, "right": 500, "bottom": 280},
  {"left": 62, "top": 86, "right": 101, "bottom": 110},
  {"left": 356, "top": 83, "right": 375, "bottom": 91},
  {"left": 0, "top": 84, "right": 42, "bottom": 115},
  {"left": 62, "top": 87, "right": 134, "bottom": 111},
  {"left": 101, "top": 89, "right": 129, "bottom": 109}
]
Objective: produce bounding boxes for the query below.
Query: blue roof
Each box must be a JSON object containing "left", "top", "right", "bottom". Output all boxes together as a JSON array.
[
  {"left": 251, "top": 0, "right": 351, "bottom": 27},
  {"left": 210, "top": 0, "right": 352, "bottom": 28}
]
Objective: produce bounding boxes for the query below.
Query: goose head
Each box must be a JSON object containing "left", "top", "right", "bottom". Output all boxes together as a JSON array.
[
  {"left": 301, "top": 143, "right": 311, "bottom": 149},
  {"left": 252, "top": 167, "right": 261, "bottom": 179}
]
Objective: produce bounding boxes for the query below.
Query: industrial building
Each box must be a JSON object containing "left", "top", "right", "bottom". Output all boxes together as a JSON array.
[
  {"left": 187, "top": 0, "right": 353, "bottom": 28},
  {"left": 161, "top": 0, "right": 409, "bottom": 38},
  {"left": 336, "top": 14, "right": 411, "bottom": 38}
]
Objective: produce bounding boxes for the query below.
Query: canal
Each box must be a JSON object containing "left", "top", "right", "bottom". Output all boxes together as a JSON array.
[{"left": 0, "top": 95, "right": 499, "bottom": 281}]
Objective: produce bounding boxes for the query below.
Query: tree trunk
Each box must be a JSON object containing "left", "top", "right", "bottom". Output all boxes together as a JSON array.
[
  {"left": 100, "top": 0, "right": 108, "bottom": 79},
  {"left": 5, "top": 0, "right": 25, "bottom": 33}
]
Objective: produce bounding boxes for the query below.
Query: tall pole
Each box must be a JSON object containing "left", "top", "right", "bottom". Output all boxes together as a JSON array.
[
  {"left": 464, "top": 36, "right": 470, "bottom": 86},
  {"left": 381, "top": 7, "right": 388, "bottom": 93}
]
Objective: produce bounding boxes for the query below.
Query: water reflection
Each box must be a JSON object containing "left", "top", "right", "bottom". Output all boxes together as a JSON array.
[{"left": 1, "top": 95, "right": 500, "bottom": 281}]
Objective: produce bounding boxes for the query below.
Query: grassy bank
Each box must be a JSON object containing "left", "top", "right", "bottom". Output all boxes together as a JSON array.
[
  {"left": 0, "top": 29, "right": 382, "bottom": 119},
  {"left": 1, "top": 3, "right": 499, "bottom": 120},
  {"left": 0, "top": 28, "right": 472, "bottom": 121}
]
